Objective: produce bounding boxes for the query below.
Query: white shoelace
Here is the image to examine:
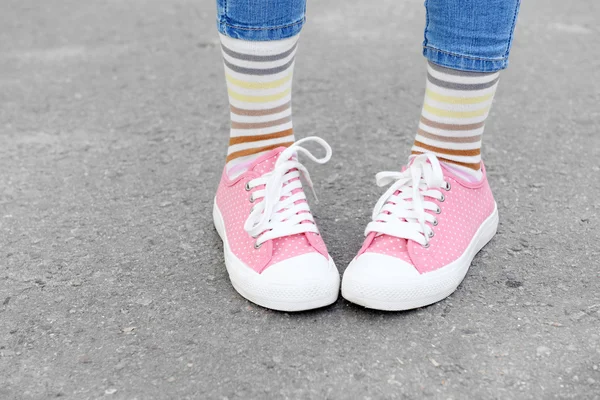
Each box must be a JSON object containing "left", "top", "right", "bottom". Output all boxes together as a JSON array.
[
  {"left": 365, "top": 153, "right": 450, "bottom": 247},
  {"left": 243, "top": 137, "right": 332, "bottom": 248}
]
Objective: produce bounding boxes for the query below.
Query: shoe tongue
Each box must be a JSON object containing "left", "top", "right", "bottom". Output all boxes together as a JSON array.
[
  {"left": 249, "top": 147, "right": 288, "bottom": 175},
  {"left": 249, "top": 147, "right": 322, "bottom": 255},
  {"left": 407, "top": 154, "right": 436, "bottom": 170},
  {"left": 249, "top": 146, "right": 311, "bottom": 224}
]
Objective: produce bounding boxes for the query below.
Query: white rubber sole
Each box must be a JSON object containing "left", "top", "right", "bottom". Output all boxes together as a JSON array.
[
  {"left": 213, "top": 201, "right": 340, "bottom": 312},
  {"left": 341, "top": 203, "right": 499, "bottom": 311}
]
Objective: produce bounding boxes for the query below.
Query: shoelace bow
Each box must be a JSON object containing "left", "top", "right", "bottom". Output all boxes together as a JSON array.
[
  {"left": 366, "top": 153, "right": 450, "bottom": 247},
  {"left": 243, "top": 137, "right": 332, "bottom": 248}
]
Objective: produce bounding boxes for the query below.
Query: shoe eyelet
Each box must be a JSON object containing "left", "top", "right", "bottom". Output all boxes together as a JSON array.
[
  {"left": 245, "top": 182, "right": 251, "bottom": 191},
  {"left": 435, "top": 206, "right": 441, "bottom": 214},
  {"left": 422, "top": 242, "right": 430, "bottom": 249},
  {"left": 254, "top": 242, "right": 262, "bottom": 249},
  {"left": 249, "top": 195, "right": 254, "bottom": 203},
  {"left": 444, "top": 182, "right": 451, "bottom": 191},
  {"left": 439, "top": 194, "right": 445, "bottom": 202},
  {"left": 428, "top": 230, "right": 434, "bottom": 238},
  {"left": 432, "top": 219, "right": 438, "bottom": 226}
]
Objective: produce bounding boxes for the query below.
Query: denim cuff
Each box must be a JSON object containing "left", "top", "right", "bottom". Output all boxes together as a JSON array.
[
  {"left": 423, "top": 46, "right": 509, "bottom": 73},
  {"left": 216, "top": 18, "right": 305, "bottom": 41}
]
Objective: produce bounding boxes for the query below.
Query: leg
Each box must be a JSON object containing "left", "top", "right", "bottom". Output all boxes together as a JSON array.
[
  {"left": 213, "top": 0, "right": 340, "bottom": 311},
  {"left": 217, "top": 0, "right": 305, "bottom": 178},
  {"left": 413, "top": 0, "right": 521, "bottom": 181},
  {"left": 342, "top": 0, "right": 521, "bottom": 311}
]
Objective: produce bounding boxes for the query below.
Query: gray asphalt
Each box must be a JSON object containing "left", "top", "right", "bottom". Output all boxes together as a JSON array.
[{"left": 1, "top": 0, "right": 599, "bottom": 399}]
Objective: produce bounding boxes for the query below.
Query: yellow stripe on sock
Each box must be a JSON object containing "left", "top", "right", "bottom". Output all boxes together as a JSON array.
[
  {"left": 423, "top": 103, "right": 490, "bottom": 119},
  {"left": 425, "top": 88, "right": 494, "bottom": 105},
  {"left": 225, "top": 72, "right": 292, "bottom": 90},
  {"left": 228, "top": 87, "right": 291, "bottom": 103}
]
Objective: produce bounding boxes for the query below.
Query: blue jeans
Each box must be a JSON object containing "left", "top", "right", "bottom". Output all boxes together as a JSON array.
[{"left": 216, "top": 0, "right": 520, "bottom": 72}]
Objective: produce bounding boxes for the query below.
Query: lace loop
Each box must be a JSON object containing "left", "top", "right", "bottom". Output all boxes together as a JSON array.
[
  {"left": 243, "top": 137, "right": 332, "bottom": 247},
  {"left": 366, "top": 154, "right": 447, "bottom": 246}
]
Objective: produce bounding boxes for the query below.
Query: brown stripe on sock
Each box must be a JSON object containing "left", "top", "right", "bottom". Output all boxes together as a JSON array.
[
  {"left": 420, "top": 116, "right": 485, "bottom": 131},
  {"left": 226, "top": 142, "right": 294, "bottom": 163},
  {"left": 417, "top": 128, "right": 481, "bottom": 143},
  {"left": 411, "top": 151, "right": 481, "bottom": 170},
  {"left": 230, "top": 101, "right": 291, "bottom": 117},
  {"left": 413, "top": 141, "right": 481, "bottom": 157},
  {"left": 231, "top": 116, "right": 292, "bottom": 130},
  {"left": 228, "top": 128, "right": 294, "bottom": 146}
]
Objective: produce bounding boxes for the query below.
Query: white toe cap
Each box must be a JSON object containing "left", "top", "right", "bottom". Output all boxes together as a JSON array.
[
  {"left": 341, "top": 252, "right": 429, "bottom": 310},
  {"left": 262, "top": 252, "right": 339, "bottom": 286},
  {"left": 343, "top": 252, "right": 420, "bottom": 286},
  {"left": 247, "top": 252, "right": 340, "bottom": 311}
]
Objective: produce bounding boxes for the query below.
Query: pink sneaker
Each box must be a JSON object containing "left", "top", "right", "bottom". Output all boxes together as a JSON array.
[
  {"left": 213, "top": 137, "right": 340, "bottom": 311},
  {"left": 341, "top": 154, "right": 498, "bottom": 311}
]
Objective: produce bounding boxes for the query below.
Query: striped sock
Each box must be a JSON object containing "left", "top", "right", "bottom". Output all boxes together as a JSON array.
[
  {"left": 411, "top": 62, "right": 500, "bottom": 181},
  {"left": 220, "top": 33, "right": 298, "bottom": 178}
]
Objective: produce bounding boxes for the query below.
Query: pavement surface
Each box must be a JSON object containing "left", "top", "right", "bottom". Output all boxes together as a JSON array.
[{"left": 1, "top": 0, "right": 600, "bottom": 399}]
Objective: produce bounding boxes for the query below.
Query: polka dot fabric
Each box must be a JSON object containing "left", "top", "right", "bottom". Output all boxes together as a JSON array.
[
  {"left": 360, "top": 163, "right": 495, "bottom": 275},
  {"left": 215, "top": 148, "right": 328, "bottom": 274},
  {"left": 360, "top": 235, "right": 413, "bottom": 264}
]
